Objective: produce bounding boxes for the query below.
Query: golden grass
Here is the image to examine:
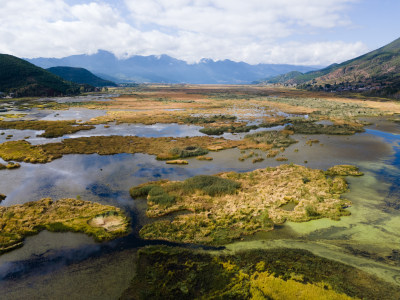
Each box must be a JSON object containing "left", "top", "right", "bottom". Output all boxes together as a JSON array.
[
  {"left": 134, "top": 164, "right": 361, "bottom": 245},
  {"left": 0, "top": 134, "right": 283, "bottom": 163},
  {"left": 250, "top": 271, "right": 354, "bottom": 300}
]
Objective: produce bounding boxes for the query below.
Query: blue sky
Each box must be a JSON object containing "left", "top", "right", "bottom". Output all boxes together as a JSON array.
[{"left": 0, "top": 0, "right": 399, "bottom": 66}]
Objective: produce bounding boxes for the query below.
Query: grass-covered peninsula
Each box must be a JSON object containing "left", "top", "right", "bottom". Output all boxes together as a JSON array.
[
  {"left": 0, "top": 198, "right": 129, "bottom": 254},
  {"left": 131, "top": 164, "right": 362, "bottom": 245},
  {"left": 0, "top": 132, "right": 295, "bottom": 163}
]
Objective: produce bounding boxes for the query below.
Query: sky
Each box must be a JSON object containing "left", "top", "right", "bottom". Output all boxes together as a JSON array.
[{"left": 0, "top": 0, "right": 399, "bottom": 66}]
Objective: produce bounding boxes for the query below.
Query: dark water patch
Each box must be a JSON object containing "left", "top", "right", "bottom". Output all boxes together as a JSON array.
[
  {"left": 86, "top": 183, "right": 125, "bottom": 199},
  {"left": 365, "top": 129, "right": 400, "bottom": 212}
]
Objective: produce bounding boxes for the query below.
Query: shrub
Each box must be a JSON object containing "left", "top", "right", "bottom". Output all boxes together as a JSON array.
[
  {"left": 148, "top": 186, "right": 176, "bottom": 206},
  {"left": 183, "top": 175, "right": 240, "bottom": 196},
  {"left": 200, "top": 127, "right": 228, "bottom": 135},
  {"left": 305, "top": 206, "right": 320, "bottom": 217},
  {"left": 130, "top": 184, "right": 159, "bottom": 198},
  {"left": 245, "top": 130, "right": 296, "bottom": 148},
  {"left": 46, "top": 222, "right": 71, "bottom": 232},
  {"left": 170, "top": 146, "right": 209, "bottom": 158},
  {"left": 130, "top": 184, "right": 176, "bottom": 206}
]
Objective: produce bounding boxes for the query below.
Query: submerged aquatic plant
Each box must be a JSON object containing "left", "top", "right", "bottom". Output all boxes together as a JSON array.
[{"left": 120, "top": 246, "right": 399, "bottom": 300}]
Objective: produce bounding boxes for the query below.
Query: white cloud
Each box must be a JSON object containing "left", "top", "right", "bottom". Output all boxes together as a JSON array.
[{"left": 0, "top": 0, "right": 367, "bottom": 65}]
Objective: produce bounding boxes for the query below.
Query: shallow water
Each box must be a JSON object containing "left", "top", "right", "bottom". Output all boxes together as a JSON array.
[
  {"left": 0, "top": 118, "right": 399, "bottom": 298},
  {"left": 226, "top": 127, "right": 400, "bottom": 286},
  {"left": 39, "top": 108, "right": 107, "bottom": 122}
]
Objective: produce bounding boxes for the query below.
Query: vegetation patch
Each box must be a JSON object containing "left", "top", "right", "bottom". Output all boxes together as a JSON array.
[
  {"left": 245, "top": 130, "right": 297, "bottom": 148},
  {"left": 120, "top": 245, "right": 400, "bottom": 300},
  {"left": 131, "top": 175, "right": 240, "bottom": 211},
  {"left": 182, "top": 114, "right": 237, "bottom": 124},
  {"left": 167, "top": 146, "right": 209, "bottom": 159},
  {"left": 0, "top": 120, "right": 95, "bottom": 138},
  {"left": 263, "top": 96, "right": 381, "bottom": 118},
  {"left": 267, "top": 149, "right": 280, "bottom": 158},
  {"left": 0, "top": 140, "right": 54, "bottom": 163},
  {"left": 166, "top": 160, "right": 188, "bottom": 165},
  {"left": 5, "top": 162, "right": 20, "bottom": 169},
  {"left": 325, "top": 165, "right": 364, "bottom": 176},
  {"left": 200, "top": 124, "right": 258, "bottom": 136},
  {"left": 0, "top": 198, "right": 129, "bottom": 254},
  {"left": 0, "top": 136, "right": 276, "bottom": 164},
  {"left": 285, "top": 122, "right": 364, "bottom": 135},
  {"left": 131, "top": 164, "right": 361, "bottom": 245},
  {"left": 196, "top": 156, "right": 213, "bottom": 161},
  {"left": 276, "top": 157, "right": 288, "bottom": 162},
  {"left": 306, "top": 139, "right": 320, "bottom": 146},
  {"left": 252, "top": 157, "right": 264, "bottom": 163}
]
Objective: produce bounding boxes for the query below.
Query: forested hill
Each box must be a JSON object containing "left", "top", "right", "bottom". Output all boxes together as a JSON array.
[
  {"left": 0, "top": 54, "right": 80, "bottom": 97},
  {"left": 47, "top": 66, "right": 117, "bottom": 87},
  {"left": 262, "top": 37, "right": 400, "bottom": 99}
]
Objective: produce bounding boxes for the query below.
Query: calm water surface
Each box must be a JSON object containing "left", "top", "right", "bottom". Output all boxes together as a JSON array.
[{"left": 0, "top": 119, "right": 399, "bottom": 299}]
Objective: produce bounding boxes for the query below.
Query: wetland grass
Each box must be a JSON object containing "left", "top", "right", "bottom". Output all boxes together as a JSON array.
[
  {"left": 0, "top": 135, "right": 282, "bottom": 163},
  {"left": 0, "top": 120, "right": 95, "bottom": 138},
  {"left": 0, "top": 198, "right": 129, "bottom": 254},
  {"left": 131, "top": 164, "right": 362, "bottom": 245}
]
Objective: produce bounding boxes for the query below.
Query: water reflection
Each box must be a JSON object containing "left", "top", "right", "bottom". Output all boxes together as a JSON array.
[{"left": 0, "top": 121, "right": 400, "bottom": 297}]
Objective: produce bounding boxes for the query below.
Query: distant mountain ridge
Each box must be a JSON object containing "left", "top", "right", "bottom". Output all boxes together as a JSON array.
[
  {"left": 26, "top": 51, "right": 318, "bottom": 84},
  {"left": 262, "top": 37, "right": 400, "bottom": 98},
  {"left": 0, "top": 54, "right": 80, "bottom": 97},
  {"left": 47, "top": 66, "right": 117, "bottom": 87}
]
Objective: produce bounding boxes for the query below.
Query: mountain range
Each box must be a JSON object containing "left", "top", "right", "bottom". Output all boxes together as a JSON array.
[
  {"left": 263, "top": 37, "right": 400, "bottom": 98},
  {"left": 26, "top": 51, "right": 318, "bottom": 84}
]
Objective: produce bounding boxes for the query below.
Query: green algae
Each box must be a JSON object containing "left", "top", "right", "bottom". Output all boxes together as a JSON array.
[{"left": 120, "top": 245, "right": 400, "bottom": 300}]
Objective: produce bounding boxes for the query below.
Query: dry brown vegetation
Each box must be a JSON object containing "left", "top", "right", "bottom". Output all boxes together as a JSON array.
[{"left": 0, "top": 132, "right": 294, "bottom": 163}]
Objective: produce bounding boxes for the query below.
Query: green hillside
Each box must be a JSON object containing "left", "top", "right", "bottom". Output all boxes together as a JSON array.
[
  {"left": 0, "top": 54, "right": 80, "bottom": 97},
  {"left": 47, "top": 66, "right": 117, "bottom": 87},
  {"left": 262, "top": 64, "right": 340, "bottom": 85},
  {"left": 260, "top": 71, "right": 305, "bottom": 84},
  {"left": 263, "top": 37, "right": 400, "bottom": 99}
]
